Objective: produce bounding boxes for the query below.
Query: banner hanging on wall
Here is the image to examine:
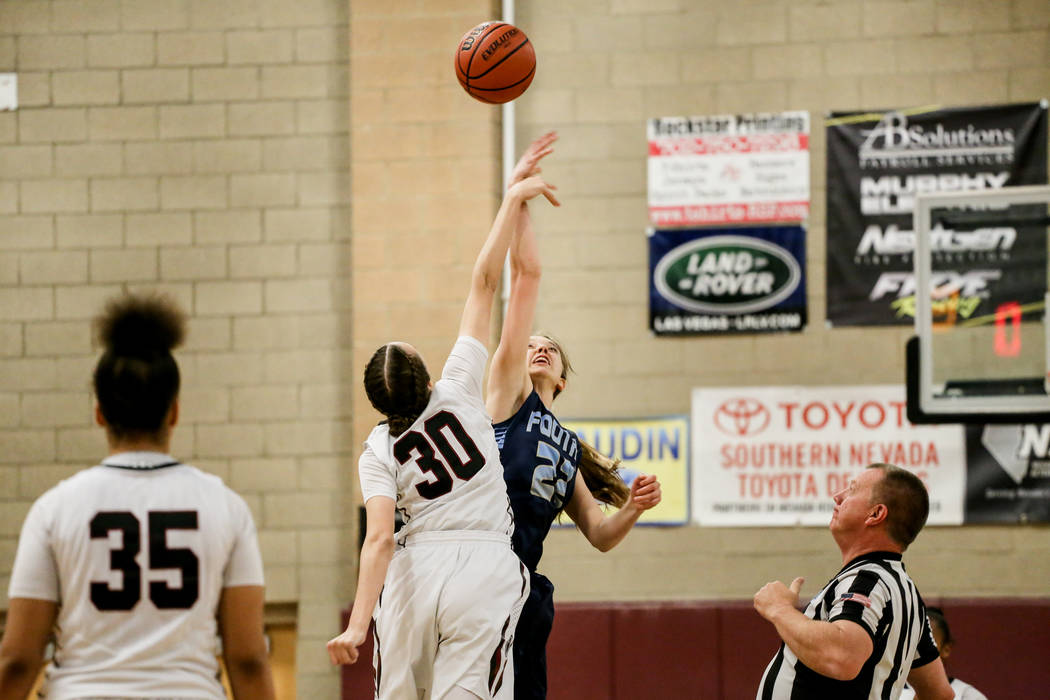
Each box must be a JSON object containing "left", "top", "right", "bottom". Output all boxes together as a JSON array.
[
  {"left": 964, "top": 424, "right": 1050, "bottom": 523},
  {"left": 564, "top": 415, "right": 690, "bottom": 525},
  {"left": 647, "top": 111, "right": 810, "bottom": 226},
  {"left": 825, "top": 101, "right": 1048, "bottom": 327},
  {"left": 649, "top": 225, "right": 807, "bottom": 335},
  {"left": 691, "top": 385, "right": 965, "bottom": 526}
]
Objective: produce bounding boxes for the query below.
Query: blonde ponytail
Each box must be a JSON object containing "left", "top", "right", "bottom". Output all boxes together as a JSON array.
[{"left": 577, "top": 438, "right": 629, "bottom": 507}]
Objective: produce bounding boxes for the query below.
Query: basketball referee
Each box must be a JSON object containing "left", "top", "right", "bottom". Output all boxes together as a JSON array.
[{"left": 754, "top": 463, "right": 954, "bottom": 700}]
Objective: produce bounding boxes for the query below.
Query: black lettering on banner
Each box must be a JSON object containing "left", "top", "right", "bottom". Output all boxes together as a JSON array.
[
  {"left": 90, "top": 510, "right": 200, "bottom": 612},
  {"left": 394, "top": 411, "right": 485, "bottom": 500}
]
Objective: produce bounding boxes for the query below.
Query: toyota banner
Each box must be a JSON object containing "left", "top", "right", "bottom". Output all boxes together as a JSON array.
[
  {"left": 691, "top": 385, "right": 965, "bottom": 526},
  {"left": 825, "top": 101, "right": 1048, "bottom": 326}
]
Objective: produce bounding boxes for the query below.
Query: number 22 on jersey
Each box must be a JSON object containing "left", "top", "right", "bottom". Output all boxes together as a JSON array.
[{"left": 394, "top": 410, "right": 486, "bottom": 500}]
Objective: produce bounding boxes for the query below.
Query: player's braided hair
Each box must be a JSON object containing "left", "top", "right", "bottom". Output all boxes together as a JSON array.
[
  {"left": 364, "top": 343, "right": 432, "bottom": 437},
  {"left": 93, "top": 292, "right": 186, "bottom": 441}
]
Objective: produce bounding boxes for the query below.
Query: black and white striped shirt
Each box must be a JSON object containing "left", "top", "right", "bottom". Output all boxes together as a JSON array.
[{"left": 757, "top": 551, "right": 940, "bottom": 700}]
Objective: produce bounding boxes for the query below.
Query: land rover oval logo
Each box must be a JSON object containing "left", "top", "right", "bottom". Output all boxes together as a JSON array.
[{"left": 654, "top": 235, "right": 801, "bottom": 314}]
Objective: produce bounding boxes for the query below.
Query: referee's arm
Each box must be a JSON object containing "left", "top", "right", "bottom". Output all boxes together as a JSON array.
[
  {"left": 906, "top": 657, "right": 955, "bottom": 700},
  {"left": 754, "top": 578, "right": 873, "bottom": 681}
]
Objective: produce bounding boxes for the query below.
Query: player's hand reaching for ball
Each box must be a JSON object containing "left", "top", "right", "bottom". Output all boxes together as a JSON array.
[
  {"left": 509, "top": 131, "right": 557, "bottom": 188},
  {"left": 508, "top": 175, "right": 559, "bottom": 207},
  {"left": 626, "top": 473, "right": 661, "bottom": 511},
  {"left": 327, "top": 625, "right": 368, "bottom": 666}
]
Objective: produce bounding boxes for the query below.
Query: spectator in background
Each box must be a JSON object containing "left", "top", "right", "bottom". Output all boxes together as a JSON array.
[{"left": 900, "top": 606, "right": 989, "bottom": 700}]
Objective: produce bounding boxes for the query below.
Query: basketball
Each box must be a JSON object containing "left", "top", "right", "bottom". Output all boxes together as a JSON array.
[{"left": 454, "top": 21, "right": 536, "bottom": 104}]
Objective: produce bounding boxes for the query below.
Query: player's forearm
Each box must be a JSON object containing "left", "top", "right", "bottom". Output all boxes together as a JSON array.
[
  {"left": 225, "top": 653, "right": 276, "bottom": 700},
  {"left": 510, "top": 204, "right": 541, "bottom": 278},
  {"left": 472, "top": 190, "right": 526, "bottom": 294},
  {"left": 767, "top": 608, "right": 862, "bottom": 680},
  {"left": 345, "top": 537, "right": 394, "bottom": 635},
  {"left": 0, "top": 653, "right": 44, "bottom": 699},
  {"left": 588, "top": 502, "right": 642, "bottom": 552}
]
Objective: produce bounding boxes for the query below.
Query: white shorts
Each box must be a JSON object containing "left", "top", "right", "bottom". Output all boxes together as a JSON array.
[{"left": 373, "top": 531, "right": 529, "bottom": 700}]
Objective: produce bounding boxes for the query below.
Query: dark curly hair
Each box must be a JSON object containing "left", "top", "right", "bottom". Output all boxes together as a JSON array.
[
  {"left": 92, "top": 293, "right": 186, "bottom": 441},
  {"left": 363, "top": 343, "right": 432, "bottom": 437}
]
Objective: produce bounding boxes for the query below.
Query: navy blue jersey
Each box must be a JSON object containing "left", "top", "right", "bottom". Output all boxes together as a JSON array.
[{"left": 494, "top": 391, "right": 579, "bottom": 571}]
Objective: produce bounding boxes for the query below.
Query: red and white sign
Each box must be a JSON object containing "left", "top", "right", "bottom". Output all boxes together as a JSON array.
[
  {"left": 648, "top": 112, "right": 810, "bottom": 226},
  {"left": 692, "top": 385, "right": 965, "bottom": 526}
]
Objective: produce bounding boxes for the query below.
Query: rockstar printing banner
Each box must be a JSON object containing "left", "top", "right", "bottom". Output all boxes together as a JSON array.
[
  {"left": 825, "top": 102, "right": 1048, "bottom": 326},
  {"left": 649, "top": 225, "right": 806, "bottom": 335},
  {"left": 564, "top": 415, "right": 690, "bottom": 525},
  {"left": 647, "top": 111, "right": 810, "bottom": 226},
  {"left": 691, "top": 385, "right": 965, "bottom": 526},
  {"left": 964, "top": 424, "right": 1050, "bottom": 523}
]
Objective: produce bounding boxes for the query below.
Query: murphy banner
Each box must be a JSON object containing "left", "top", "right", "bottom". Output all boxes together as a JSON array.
[
  {"left": 964, "top": 424, "right": 1050, "bottom": 523},
  {"left": 826, "top": 101, "right": 1048, "bottom": 326},
  {"left": 649, "top": 225, "right": 806, "bottom": 335},
  {"left": 691, "top": 385, "right": 965, "bottom": 526},
  {"left": 564, "top": 415, "right": 690, "bottom": 525}
]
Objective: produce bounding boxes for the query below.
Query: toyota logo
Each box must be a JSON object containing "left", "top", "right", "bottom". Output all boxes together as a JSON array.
[{"left": 714, "top": 398, "right": 770, "bottom": 437}]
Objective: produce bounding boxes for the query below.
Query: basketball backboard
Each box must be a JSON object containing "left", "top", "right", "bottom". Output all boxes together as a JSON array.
[{"left": 908, "top": 185, "right": 1050, "bottom": 423}]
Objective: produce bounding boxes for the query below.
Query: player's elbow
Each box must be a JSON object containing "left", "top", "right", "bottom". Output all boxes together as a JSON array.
[
  {"left": 0, "top": 654, "right": 44, "bottom": 687},
  {"left": 363, "top": 531, "right": 395, "bottom": 557}
]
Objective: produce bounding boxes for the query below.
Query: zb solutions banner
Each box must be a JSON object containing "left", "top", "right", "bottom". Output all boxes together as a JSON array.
[
  {"left": 691, "top": 385, "right": 965, "bottom": 526},
  {"left": 826, "top": 102, "right": 1048, "bottom": 326},
  {"left": 649, "top": 226, "right": 806, "bottom": 335},
  {"left": 563, "top": 416, "right": 690, "bottom": 525}
]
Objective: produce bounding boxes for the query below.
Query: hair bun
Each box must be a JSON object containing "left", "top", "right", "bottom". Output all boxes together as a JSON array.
[{"left": 96, "top": 293, "right": 187, "bottom": 356}]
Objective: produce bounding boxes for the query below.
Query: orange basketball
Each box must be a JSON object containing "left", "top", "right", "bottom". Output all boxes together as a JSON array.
[{"left": 454, "top": 21, "right": 536, "bottom": 104}]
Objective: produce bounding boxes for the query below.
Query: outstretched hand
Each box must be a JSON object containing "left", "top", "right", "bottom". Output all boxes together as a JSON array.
[
  {"left": 508, "top": 175, "right": 560, "bottom": 207},
  {"left": 627, "top": 473, "right": 661, "bottom": 511},
  {"left": 508, "top": 131, "right": 557, "bottom": 188},
  {"left": 753, "top": 577, "right": 805, "bottom": 621}
]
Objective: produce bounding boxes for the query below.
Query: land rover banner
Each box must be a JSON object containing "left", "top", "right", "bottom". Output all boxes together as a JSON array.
[
  {"left": 826, "top": 102, "right": 1048, "bottom": 326},
  {"left": 964, "top": 424, "right": 1050, "bottom": 523},
  {"left": 649, "top": 225, "right": 806, "bottom": 335}
]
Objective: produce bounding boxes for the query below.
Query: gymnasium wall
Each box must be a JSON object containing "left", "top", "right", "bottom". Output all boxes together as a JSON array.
[{"left": 2, "top": 0, "right": 1049, "bottom": 697}]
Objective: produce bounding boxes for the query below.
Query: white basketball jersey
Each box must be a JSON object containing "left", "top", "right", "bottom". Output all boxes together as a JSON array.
[
  {"left": 7, "top": 452, "right": 264, "bottom": 699},
  {"left": 358, "top": 336, "right": 513, "bottom": 543}
]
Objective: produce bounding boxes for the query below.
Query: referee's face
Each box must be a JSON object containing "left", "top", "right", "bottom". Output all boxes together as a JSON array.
[{"left": 830, "top": 469, "right": 880, "bottom": 535}]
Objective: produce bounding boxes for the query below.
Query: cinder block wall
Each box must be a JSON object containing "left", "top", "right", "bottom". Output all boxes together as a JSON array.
[
  {"left": 509, "top": 0, "right": 1050, "bottom": 603},
  {"left": 0, "top": 0, "right": 356, "bottom": 695}
]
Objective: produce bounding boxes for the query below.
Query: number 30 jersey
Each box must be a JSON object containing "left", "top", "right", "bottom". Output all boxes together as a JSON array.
[
  {"left": 7, "top": 453, "right": 263, "bottom": 699},
  {"left": 493, "top": 391, "right": 579, "bottom": 572},
  {"left": 358, "top": 336, "right": 514, "bottom": 544}
]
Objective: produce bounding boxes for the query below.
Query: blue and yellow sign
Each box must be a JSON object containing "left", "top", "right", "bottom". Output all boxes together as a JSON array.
[{"left": 563, "top": 415, "right": 690, "bottom": 525}]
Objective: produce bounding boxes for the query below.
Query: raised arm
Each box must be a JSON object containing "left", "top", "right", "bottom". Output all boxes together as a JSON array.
[
  {"left": 458, "top": 176, "right": 558, "bottom": 345},
  {"left": 487, "top": 132, "right": 557, "bottom": 422},
  {"left": 753, "top": 578, "right": 874, "bottom": 681}
]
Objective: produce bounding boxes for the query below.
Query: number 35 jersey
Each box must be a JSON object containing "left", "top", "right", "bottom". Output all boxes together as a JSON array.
[
  {"left": 7, "top": 453, "right": 263, "bottom": 699},
  {"left": 358, "top": 336, "right": 514, "bottom": 544},
  {"left": 493, "top": 391, "right": 579, "bottom": 572}
]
